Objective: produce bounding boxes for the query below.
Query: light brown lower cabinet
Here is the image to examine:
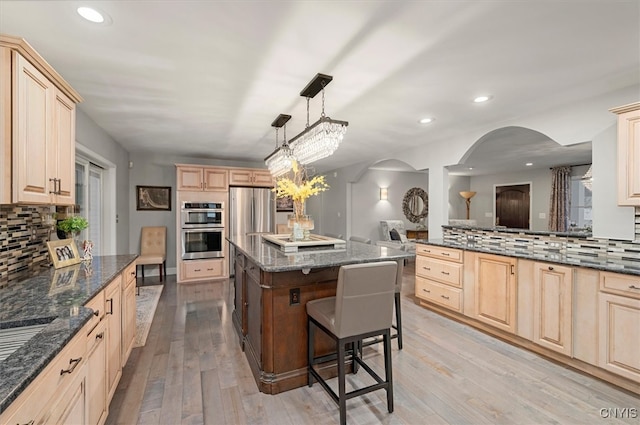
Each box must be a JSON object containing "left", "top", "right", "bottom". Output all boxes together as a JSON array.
[
  {"left": 533, "top": 262, "right": 573, "bottom": 356},
  {"left": 598, "top": 292, "right": 640, "bottom": 382},
  {"left": 87, "top": 319, "right": 108, "bottom": 425},
  {"left": 474, "top": 253, "right": 517, "bottom": 333},
  {"left": 105, "top": 275, "right": 122, "bottom": 403},
  {"left": 0, "top": 264, "right": 137, "bottom": 425},
  {"left": 0, "top": 319, "right": 88, "bottom": 425}
]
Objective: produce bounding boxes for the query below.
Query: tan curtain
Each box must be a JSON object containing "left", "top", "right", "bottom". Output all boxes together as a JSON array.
[{"left": 549, "top": 166, "right": 571, "bottom": 232}]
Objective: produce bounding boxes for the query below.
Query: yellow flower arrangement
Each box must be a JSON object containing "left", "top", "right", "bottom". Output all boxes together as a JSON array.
[{"left": 274, "top": 160, "right": 329, "bottom": 220}]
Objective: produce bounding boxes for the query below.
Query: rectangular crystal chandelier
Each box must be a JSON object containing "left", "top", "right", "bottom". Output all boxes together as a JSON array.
[
  {"left": 289, "top": 73, "right": 348, "bottom": 165},
  {"left": 264, "top": 114, "right": 293, "bottom": 177}
]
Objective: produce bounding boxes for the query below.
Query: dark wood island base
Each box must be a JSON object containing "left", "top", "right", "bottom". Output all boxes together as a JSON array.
[{"left": 228, "top": 235, "right": 413, "bottom": 394}]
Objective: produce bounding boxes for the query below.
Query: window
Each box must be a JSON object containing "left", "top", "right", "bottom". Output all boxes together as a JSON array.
[
  {"left": 569, "top": 175, "right": 592, "bottom": 231},
  {"left": 76, "top": 158, "right": 104, "bottom": 256}
]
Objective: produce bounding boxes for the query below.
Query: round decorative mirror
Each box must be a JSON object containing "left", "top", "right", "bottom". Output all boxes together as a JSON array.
[{"left": 402, "top": 187, "right": 428, "bottom": 223}]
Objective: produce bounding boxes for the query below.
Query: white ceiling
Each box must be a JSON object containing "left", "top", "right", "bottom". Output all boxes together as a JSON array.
[{"left": 1, "top": 1, "right": 638, "bottom": 174}]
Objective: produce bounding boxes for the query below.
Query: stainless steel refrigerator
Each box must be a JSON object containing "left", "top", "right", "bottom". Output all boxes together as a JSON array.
[{"left": 228, "top": 187, "right": 275, "bottom": 274}]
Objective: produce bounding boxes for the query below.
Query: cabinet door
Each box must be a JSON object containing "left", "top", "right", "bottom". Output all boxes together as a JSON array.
[
  {"left": 599, "top": 293, "right": 640, "bottom": 383},
  {"left": 614, "top": 104, "right": 640, "bottom": 205},
  {"left": 52, "top": 88, "right": 76, "bottom": 205},
  {"left": 533, "top": 263, "right": 573, "bottom": 356},
  {"left": 229, "top": 169, "right": 253, "bottom": 186},
  {"left": 42, "top": 370, "right": 87, "bottom": 425},
  {"left": 13, "top": 52, "right": 53, "bottom": 204},
  {"left": 177, "top": 166, "right": 204, "bottom": 191},
  {"left": 252, "top": 170, "right": 274, "bottom": 187},
  {"left": 474, "top": 253, "right": 517, "bottom": 333},
  {"left": 86, "top": 320, "right": 107, "bottom": 425},
  {"left": 246, "top": 271, "right": 262, "bottom": 367},
  {"left": 203, "top": 168, "right": 228, "bottom": 191},
  {"left": 105, "top": 277, "right": 122, "bottom": 402},
  {"left": 122, "top": 278, "right": 136, "bottom": 363}
]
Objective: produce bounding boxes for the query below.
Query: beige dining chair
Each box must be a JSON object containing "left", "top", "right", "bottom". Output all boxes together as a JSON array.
[{"left": 136, "top": 226, "right": 167, "bottom": 281}]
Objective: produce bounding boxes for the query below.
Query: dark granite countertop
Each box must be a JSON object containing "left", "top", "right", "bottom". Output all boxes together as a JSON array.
[
  {"left": 0, "top": 254, "right": 137, "bottom": 414},
  {"left": 420, "top": 239, "right": 640, "bottom": 277},
  {"left": 228, "top": 235, "right": 413, "bottom": 272},
  {"left": 442, "top": 224, "right": 592, "bottom": 238}
]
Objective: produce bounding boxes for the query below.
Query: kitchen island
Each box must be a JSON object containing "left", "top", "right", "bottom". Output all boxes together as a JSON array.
[
  {"left": 227, "top": 234, "right": 413, "bottom": 394},
  {"left": 0, "top": 254, "right": 137, "bottom": 420}
]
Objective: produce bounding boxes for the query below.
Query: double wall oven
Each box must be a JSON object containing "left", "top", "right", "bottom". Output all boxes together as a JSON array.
[{"left": 180, "top": 202, "right": 224, "bottom": 260}]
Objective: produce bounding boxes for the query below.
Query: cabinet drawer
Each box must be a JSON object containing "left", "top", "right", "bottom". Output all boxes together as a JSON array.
[
  {"left": 2, "top": 323, "right": 87, "bottom": 423},
  {"left": 415, "top": 276, "right": 462, "bottom": 312},
  {"left": 245, "top": 260, "right": 261, "bottom": 283},
  {"left": 84, "top": 290, "right": 105, "bottom": 330},
  {"left": 183, "top": 259, "right": 224, "bottom": 280},
  {"left": 416, "top": 244, "right": 462, "bottom": 262},
  {"left": 600, "top": 271, "right": 640, "bottom": 299},
  {"left": 416, "top": 255, "right": 462, "bottom": 287},
  {"left": 123, "top": 262, "right": 137, "bottom": 286}
]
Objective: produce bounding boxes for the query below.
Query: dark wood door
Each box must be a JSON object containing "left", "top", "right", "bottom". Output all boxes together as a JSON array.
[{"left": 495, "top": 184, "right": 530, "bottom": 229}]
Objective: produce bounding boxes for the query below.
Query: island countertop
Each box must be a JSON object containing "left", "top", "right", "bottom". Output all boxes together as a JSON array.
[
  {"left": 0, "top": 254, "right": 137, "bottom": 414},
  {"left": 227, "top": 234, "right": 414, "bottom": 272}
]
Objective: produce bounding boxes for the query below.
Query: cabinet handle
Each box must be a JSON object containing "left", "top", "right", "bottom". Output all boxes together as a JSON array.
[
  {"left": 96, "top": 332, "right": 104, "bottom": 340},
  {"left": 57, "top": 178, "right": 61, "bottom": 194},
  {"left": 423, "top": 267, "right": 431, "bottom": 271},
  {"left": 424, "top": 250, "right": 431, "bottom": 253},
  {"left": 630, "top": 285, "right": 640, "bottom": 290},
  {"left": 194, "top": 269, "right": 201, "bottom": 272},
  {"left": 441, "top": 271, "right": 450, "bottom": 275},
  {"left": 441, "top": 252, "right": 450, "bottom": 256},
  {"left": 441, "top": 295, "right": 450, "bottom": 300},
  {"left": 422, "top": 289, "right": 431, "bottom": 293},
  {"left": 49, "top": 178, "right": 57, "bottom": 194},
  {"left": 107, "top": 298, "right": 113, "bottom": 314},
  {"left": 60, "top": 357, "right": 82, "bottom": 375},
  {"left": 548, "top": 266, "right": 554, "bottom": 271},
  {"left": 207, "top": 268, "right": 214, "bottom": 271},
  {"left": 93, "top": 310, "right": 100, "bottom": 317},
  {"left": 511, "top": 265, "right": 515, "bottom": 275}
]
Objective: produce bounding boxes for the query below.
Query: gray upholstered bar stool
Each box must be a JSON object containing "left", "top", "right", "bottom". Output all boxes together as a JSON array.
[
  {"left": 360, "top": 259, "right": 404, "bottom": 350},
  {"left": 307, "top": 261, "right": 397, "bottom": 425}
]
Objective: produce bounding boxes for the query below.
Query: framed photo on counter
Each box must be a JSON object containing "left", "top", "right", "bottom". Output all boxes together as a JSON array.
[{"left": 47, "top": 239, "right": 81, "bottom": 269}]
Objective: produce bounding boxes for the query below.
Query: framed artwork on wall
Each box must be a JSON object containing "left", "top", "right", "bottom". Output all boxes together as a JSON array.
[
  {"left": 47, "top": 239, "right": 81, "bottom": 269},
  {"left": 276, "top": 195, "right": 294, "bottom": 212},
  {"left": 136, "top": 185, "right": 171, "bottom": 211}
]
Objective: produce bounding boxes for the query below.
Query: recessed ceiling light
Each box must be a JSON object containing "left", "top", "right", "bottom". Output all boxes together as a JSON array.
[
  {"left": 473, "top": 95, "right": 492, "bottom": 103},
  {"left": 468, "top": 167, "right": 474, "bottom": 170},
  {"left": 526, "top": 162, "right": 533, "bottom": 166},
  {"left": 77, "top": 6, "right": 105, "bottom": 23},
  {"left": 418, "top": 117, "right": 434, "bottom": 124}
]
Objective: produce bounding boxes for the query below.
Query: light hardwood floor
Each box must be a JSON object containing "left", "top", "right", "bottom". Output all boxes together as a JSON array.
[{"left": 106, "top": 263, "right": 639, "bottom": 425}]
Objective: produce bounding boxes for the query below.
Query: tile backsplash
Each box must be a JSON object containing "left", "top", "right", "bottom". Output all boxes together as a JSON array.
[{"left": 0, "top": 205, "right": 53, "bottom": 282}]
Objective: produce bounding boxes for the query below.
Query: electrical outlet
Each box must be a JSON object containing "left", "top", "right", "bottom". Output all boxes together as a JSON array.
[{"left": 290, "top": 288, "right": 300, "bottom": 305}]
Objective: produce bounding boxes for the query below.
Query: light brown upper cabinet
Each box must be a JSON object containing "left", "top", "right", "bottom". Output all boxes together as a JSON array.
[
  {"left": 610, "top": 102, "right": 640, "bottom": 206},
  {"left": 176, "top": 165, "right": 228, "bottom": 191},
  {"left": 229, "top": 168, "right": 274, "bottom": 187},
  {"left": 0, "top": 34, "right": 82, "bottom": 205}
]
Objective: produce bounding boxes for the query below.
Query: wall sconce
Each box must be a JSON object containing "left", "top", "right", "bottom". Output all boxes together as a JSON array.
[
  {"left": 380, "top": 188, "right": 388, "bottom": 201},
  {"left": 459, "top": 191, "right": 476, "bottom": 219}
]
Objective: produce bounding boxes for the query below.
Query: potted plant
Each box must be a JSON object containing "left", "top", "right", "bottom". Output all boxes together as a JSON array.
[{"left": 57, "top": 216, "right": 89, "bottom": 239}]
